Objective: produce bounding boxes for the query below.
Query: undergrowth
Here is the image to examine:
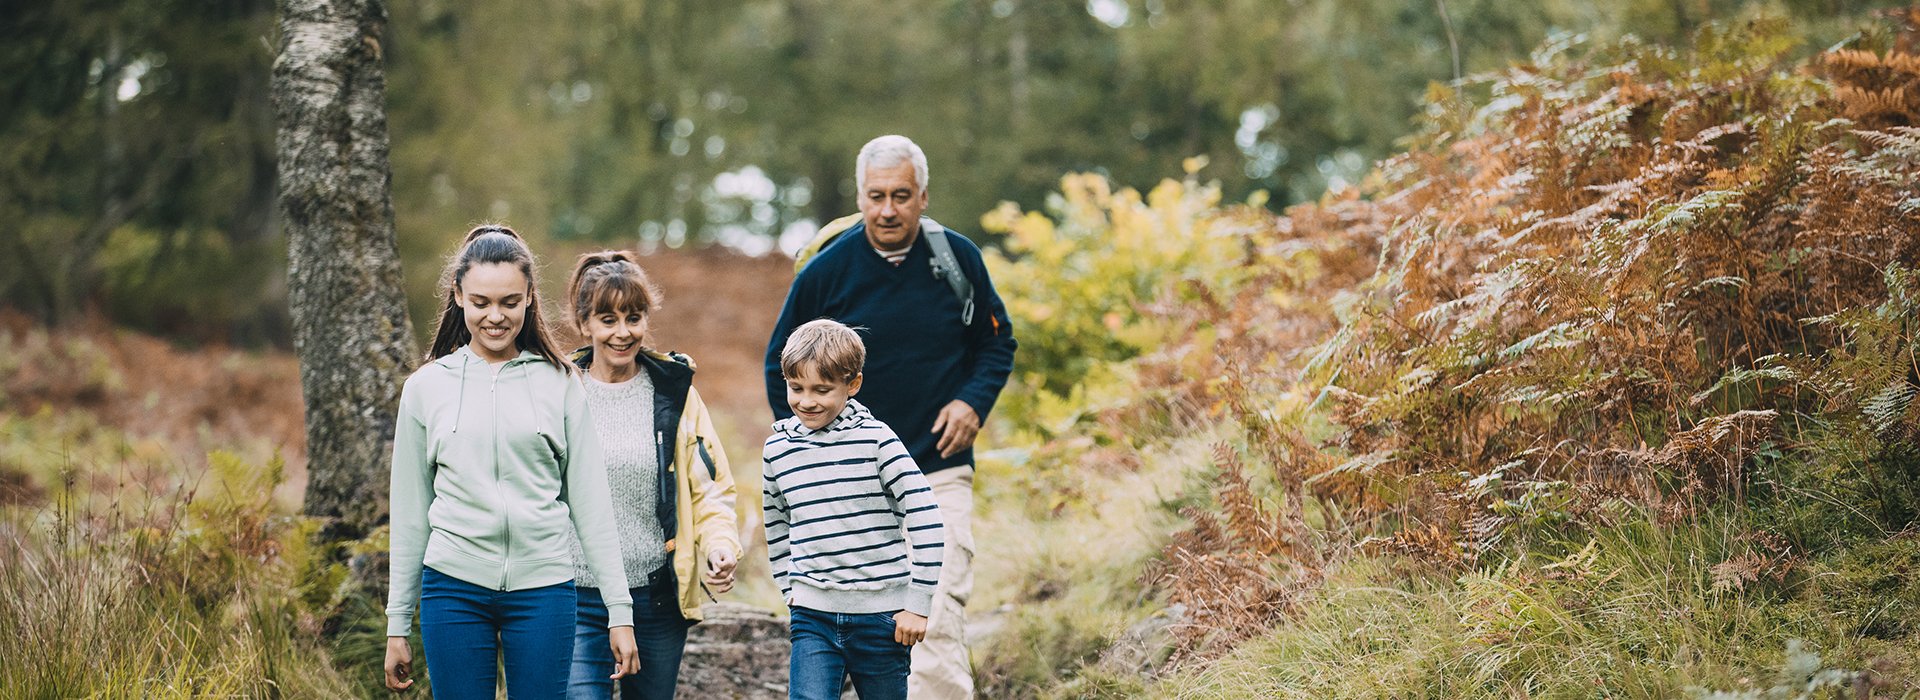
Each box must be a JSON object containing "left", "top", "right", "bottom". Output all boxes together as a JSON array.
[
  {"left": 0, "top": 451, "right": 364, "bottom": 697},
  {"left": 976, "top": 9, "right": 1920, "bottom": 698}
]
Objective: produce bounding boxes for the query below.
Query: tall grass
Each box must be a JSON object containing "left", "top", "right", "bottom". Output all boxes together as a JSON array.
[
  {"left": 0, "top": 452, "right": 361, "bottom": 698},
  {"left": 1152, "top": 510, "right": 1918, "bottom": 698}
]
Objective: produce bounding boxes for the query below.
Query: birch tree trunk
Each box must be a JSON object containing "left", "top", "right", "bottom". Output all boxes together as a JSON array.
[{"left": 271, "top": 0, "right": 416, "bottom": 539}]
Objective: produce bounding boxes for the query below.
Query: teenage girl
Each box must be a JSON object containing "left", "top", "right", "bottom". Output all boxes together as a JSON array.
[{"left": 383, "top": 225, "right": 641, "bottom": 697}]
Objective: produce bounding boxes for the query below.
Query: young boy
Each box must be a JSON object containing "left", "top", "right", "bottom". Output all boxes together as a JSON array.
[{"left": 764, "top": 319, "right": 945, "bottom": 700}]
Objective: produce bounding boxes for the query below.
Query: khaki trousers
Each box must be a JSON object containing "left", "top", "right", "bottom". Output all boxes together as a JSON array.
[{"left": 908, "top": 465, "right": 975, "bottom": 699}]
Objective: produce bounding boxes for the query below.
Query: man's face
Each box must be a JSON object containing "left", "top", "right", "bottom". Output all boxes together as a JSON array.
[{"left": 858, "top": 162, "right": 927, "bottom": 253}]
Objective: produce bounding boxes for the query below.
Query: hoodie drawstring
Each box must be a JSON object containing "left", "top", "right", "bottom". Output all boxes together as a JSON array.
[{"left": 453, "top": 352, "right": 467, "bottom": 433}]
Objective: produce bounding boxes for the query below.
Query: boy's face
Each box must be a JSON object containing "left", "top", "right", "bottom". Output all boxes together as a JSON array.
[{"left": 785, "top": 364, "right": 862, "bottom": 431}]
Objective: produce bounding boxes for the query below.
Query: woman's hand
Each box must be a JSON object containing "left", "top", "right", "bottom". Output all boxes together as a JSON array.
[
  {"left": 608, "top": 625, "right": 641, "bottom": 679},
  {"left": 384, "top": 636, "right": 415, "bottom": 691},
  {"left": 704, "top": 546, "right": 738, "bottom": 593}
]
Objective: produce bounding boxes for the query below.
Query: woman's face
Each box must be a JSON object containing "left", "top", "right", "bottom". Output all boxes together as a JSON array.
[
  {"left": 457, "top": 262, "right": 529, "bottom": 363},
  {"left": 585, "top": 305, "right": 648, "bottom": 373}
]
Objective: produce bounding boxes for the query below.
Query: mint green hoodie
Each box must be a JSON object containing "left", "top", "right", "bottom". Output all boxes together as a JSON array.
[{"left": 385, "top": 347, "right": 633, "bottom": 636}]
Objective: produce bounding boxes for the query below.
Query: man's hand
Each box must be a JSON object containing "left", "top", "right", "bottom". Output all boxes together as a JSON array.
[
  {"left": 383, "top": 636, "right": 415, "bottom": 691},
  {"left": 893, "top": 611, "right": 929, "bottom": 646},
  {"left": 608, "top": 626, "right": 640, "bottom": 679},
  {"left": 930, "top": 400, "right": 980, "bottom": 458},
  {"left": 704, "top": 546, "right": 738, "bottom": 594}
]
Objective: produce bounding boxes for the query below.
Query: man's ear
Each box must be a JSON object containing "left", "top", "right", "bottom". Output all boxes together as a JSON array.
[{"left": 848, "top": 372, "right": 863, "bottom": 397}]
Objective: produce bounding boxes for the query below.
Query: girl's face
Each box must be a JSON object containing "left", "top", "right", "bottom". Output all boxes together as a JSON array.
[
  {"left": 585, "top": 305, "right": 648, "bottom": 373},
  {"left": 457, "top": 262, "right": 529, "bottom": 363}
]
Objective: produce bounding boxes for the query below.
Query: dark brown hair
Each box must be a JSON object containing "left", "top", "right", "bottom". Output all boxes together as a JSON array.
[
  {"left": 565, "top": 250, "right": 663, "bottom": 332},
  {"left": 425, "top": 224, "right": 569, "bottom": 370},
  {"left": 780, "top": 318, "right": 865, "bottom": 384}
]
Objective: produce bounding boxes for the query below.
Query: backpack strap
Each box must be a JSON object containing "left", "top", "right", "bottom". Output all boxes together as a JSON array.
[
  {"left": 920, "top": 217, "right": 976, "bottom": 326},
  {"left": 793, "top": 213, "right": 865, "bottom": 273}
]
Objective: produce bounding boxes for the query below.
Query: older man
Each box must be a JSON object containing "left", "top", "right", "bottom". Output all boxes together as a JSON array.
[{"left": 764, "top": 134, "right": 1017, "bottom": 699}]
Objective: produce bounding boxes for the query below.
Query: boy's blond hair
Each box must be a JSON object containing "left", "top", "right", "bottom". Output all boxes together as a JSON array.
[{"left": 780, "top": 319, "right": 865, "bottom": 383}]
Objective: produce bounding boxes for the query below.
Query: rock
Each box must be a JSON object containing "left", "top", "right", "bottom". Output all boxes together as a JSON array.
[
  {"left": 966, "top": 602, "right": 1016, "bottom": 648},
  {"left": 1095, "top": 603, "right": 1186, "bottom": 678},
  {"left": 674, "top": 602, "right": 906, "bottom": 699},
  {"left": 677, "top": 603, "right": 792, "bottom": 699}
]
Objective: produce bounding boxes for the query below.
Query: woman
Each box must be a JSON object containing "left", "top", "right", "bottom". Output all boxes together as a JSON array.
[
  {"left": 383, "top": 225, "right": 641, "bottom": 697},
  {"left": 563, "top": 250, "right": 741, "bottom": 699}
]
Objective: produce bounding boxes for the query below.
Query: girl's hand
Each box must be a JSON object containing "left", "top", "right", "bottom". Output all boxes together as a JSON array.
[
  {"left": 384, "top": 636, "right": 415, "bottom": 691},
  {"left": 608, "top": 625, "right": 641, "bottom": 679},
  {"left": 704, "top": 546, "right": 738, "bottom": 593},
  {"left": 893, "top": 611, "right": 928, "bottom": 646}
]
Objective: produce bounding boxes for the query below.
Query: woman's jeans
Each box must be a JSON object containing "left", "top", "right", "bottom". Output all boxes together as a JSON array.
[
  {"left": 788, "top": 606, "right": 911, "bottom": 700},
  {"left": 568, "top": 566, "right": 693, "bottom": 700},
  {"left": 419, "top": 566, "right": 576, "bottom": 699}
]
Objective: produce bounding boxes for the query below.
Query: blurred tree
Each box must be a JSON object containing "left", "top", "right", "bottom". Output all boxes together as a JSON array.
[
  {"left": 273, "top": 0, "right": 417, "bottom": 539},
  {"left": 5, "top": 0, "right": 1910, "bottom": 343},
  {"left": 0, "top": 0, "right": 282, "bottom": 340}
]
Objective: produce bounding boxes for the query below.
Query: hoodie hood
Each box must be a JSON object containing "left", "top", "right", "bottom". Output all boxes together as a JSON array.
[
  {"left": 774, "top": 398, "right": 874, "bottom": 440},
  {"left": 426, "top": 347, "right": 549, "bottom": 434}
]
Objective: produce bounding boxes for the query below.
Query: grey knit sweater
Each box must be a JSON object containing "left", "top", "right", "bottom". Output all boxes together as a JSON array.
[{"left": 569, "top": 371, "right": 668, "bottom": 588}]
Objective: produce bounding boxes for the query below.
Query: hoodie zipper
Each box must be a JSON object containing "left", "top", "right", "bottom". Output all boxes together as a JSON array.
[{"left": 493, "top": 361, "right": 512, "bottom": 591}]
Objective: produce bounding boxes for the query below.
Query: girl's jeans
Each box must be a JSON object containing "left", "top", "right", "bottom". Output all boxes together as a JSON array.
[
  {"left": 419, "top": 566, "right": 576, "bottom": 699},
  {"left": 568, "top": 566, "right": 693, "bottom": 699}
]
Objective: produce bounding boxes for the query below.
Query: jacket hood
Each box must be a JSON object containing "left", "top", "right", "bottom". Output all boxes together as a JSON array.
[
  {"left": 431, "top": 346, "right": 544, "bottom": 370},
  {"left": 569, "top": 345, "right": 695, "bottom": 376},
  {"left": 774, "top": 398, "right": 874, "bottom": 440}
]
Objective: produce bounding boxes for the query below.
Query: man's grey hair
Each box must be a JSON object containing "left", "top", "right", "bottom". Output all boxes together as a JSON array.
[{"left": 855, "top": 135, "right": 929, "bottom": 194}]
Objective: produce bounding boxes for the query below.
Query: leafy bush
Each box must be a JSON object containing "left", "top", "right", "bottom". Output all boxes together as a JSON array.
[{"left": 981, "top": 166, "right": 1245, "bottom": 436}]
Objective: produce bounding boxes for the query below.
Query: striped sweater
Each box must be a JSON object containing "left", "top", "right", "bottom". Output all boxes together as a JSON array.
[{"left": 762, "top": 399, "right": 945, "bottom": 616}]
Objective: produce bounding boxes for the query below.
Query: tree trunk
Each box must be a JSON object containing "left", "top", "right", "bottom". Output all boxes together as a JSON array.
[{"left": 272, "top": 0, "right": 416, "bottom": 540}]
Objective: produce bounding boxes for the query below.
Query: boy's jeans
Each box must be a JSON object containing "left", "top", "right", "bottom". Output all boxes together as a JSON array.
[
  {"left": 568, "top": 566, "right": 693, "bottom": 700},
  {"left": 419, "top": 566, "right": 576, "bottom": 699},
  {"left": 788, "top": 606, "right": 910, "bottom": 700}
]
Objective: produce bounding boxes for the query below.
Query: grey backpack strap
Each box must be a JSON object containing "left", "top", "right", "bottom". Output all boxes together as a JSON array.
[{"left": 920, "top": 216, "right": 976, "bottom": 326}]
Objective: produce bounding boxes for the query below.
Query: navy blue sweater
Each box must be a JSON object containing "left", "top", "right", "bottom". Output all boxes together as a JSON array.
[{"left": 764, "top": 222, "right": 1017, "bottom": 474}]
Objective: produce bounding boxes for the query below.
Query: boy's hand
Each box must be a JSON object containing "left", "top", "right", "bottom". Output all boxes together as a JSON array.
[
  {"left": 893, "top": 611, "right": 928, "bottom": 646},
  {"left": 704, "top": 546, "right": 737, "bottom": 593}
]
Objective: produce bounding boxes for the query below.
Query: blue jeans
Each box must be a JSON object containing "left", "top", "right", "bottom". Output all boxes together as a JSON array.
[
  {"left": 419, "top": 566, "right": 576, "bottom": 700},
  {"left": 568, "top": 567, "right": 693, "bottom": 700},
  {"left": 788, "top": 606, "right": 910, "bottom": 700}
]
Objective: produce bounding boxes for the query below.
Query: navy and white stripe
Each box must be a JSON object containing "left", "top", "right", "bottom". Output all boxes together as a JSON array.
[{"left": 763, "top": 399, "right": 944, "bottom": 617}]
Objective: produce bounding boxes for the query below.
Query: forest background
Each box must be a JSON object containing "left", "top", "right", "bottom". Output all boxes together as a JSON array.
[{"left": 4, "top": 0, "right": 1920, "bottom": 698}]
